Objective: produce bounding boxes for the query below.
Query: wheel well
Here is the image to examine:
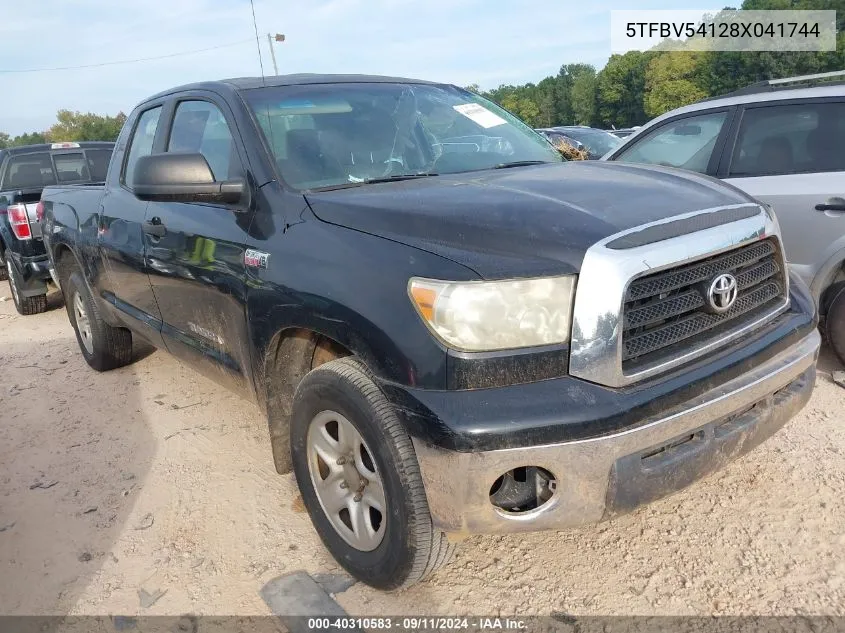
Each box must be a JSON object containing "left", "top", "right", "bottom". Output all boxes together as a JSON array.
[{"left": 264, "top": 328, "right": 352, "bottom": 474}]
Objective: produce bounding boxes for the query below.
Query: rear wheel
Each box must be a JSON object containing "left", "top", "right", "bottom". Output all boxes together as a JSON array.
[
  {"left": 5, "top": 250, "right": 47, "bottom": 315},
  {"left": 824, "top": 281, "right": 845, "bottom": 366},
  {"left": 64, "top": 269, "right": 133, "bottom": 371},
  {"left": 0, "top": 247, "right": 7, "bottom": 281},
  {"left": 290, "top": 357, "right": 455, "bottom": 590}
]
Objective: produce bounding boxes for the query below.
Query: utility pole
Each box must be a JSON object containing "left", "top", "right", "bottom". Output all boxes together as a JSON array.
[{"left": 266, "top": 33, "right": 285, "bottom": 75}]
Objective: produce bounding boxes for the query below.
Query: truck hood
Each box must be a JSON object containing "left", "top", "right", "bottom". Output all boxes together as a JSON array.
[{"left": 304, "top": 161, "right": 756, "bottom": 279}]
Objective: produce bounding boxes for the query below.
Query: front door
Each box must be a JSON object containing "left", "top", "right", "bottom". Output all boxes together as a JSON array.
[
  {"left": 722, "top": 99, "right": 845, "bottom": 295},
  {"left": 144, "top": 96, "right": 255, "bottom": 397}
]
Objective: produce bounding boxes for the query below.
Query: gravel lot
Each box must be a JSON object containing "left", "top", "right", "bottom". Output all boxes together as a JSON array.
[{"left": 1, "top": 290, "right": 843, "bottom": 617}]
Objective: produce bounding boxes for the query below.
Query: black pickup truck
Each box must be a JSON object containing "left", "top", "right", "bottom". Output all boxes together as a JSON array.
[
  {"left": 0, "top": 142, "right": 113, "bottom": 314},
  {"left": 41, "top": 75, "right": 820, "bottom": 590}
]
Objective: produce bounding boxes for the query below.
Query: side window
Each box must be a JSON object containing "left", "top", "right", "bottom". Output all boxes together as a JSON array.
[
  {"left": 615, "top": 111, "right": 728, "bottom": 174},
  {"left": 123, "top": 106, "right": 162, "bottom": 187},
  {"left": 168, "top": 101, "right": 242, "bottom": 181},
  {"left": 729, "top": 101, "right": 845, "bottom": 177}
]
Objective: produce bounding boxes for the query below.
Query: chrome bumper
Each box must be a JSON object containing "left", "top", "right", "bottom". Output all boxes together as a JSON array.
[{"left": 412, "top": 330, "right": 820, "bottom": 535}]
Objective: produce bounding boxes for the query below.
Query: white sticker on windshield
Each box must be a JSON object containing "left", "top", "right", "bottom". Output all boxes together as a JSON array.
[{"left": 453, "top": 103, "right": 506, "bottom": 129}]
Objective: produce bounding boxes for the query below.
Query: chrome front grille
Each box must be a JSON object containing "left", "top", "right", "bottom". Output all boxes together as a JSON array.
[{"left": 621, "top": 239, "right": 786, "bottom": 369}]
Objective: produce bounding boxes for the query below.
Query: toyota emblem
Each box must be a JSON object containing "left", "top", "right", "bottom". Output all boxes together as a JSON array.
[{"left": 707, "top": 273, "right": 738, "bottom": 313}]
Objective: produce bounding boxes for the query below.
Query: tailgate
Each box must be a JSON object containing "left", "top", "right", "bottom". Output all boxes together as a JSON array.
[{"left": 23, "top": 202, "right": 42, "bottom": 239}]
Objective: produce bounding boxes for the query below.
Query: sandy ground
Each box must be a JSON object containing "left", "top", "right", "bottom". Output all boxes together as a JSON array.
[{"left": 1, "top": 289, "right": 843, "bottom": 618}]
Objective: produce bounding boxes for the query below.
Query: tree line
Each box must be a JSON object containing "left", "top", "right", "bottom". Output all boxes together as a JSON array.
[
  {"left": 472, "top": 0, "right": 845, "bottom": 129},
  {"left": 0, "top": 110, "right": 126, "bottom": 149}
]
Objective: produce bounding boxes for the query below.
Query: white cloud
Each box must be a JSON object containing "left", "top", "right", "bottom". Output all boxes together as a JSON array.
[{"left": 0, "top": 0, "right": 701, "bottom": 135}]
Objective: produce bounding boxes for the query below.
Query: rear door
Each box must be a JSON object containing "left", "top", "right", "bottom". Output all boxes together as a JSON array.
[
  {"left": 97, "top": 104, "right": 166, "bottom": 344},
  {"left": 144, "top": 94, "right": 255, "bottom": 397},
  {"left": 720, "top": 98, "right": 845, "bottom": 293}
]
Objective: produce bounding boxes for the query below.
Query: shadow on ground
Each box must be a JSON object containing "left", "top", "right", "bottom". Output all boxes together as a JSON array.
[{"left": 0, "top": 335, "right": 156, "bottom": 615}]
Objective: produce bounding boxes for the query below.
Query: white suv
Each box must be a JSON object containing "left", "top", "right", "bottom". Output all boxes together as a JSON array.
[{"left": 603, "top": 70, "right": 845, "bottom": 364}]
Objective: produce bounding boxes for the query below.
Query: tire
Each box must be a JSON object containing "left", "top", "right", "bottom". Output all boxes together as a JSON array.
[
  {"left": 5, "top": 250, "right": 47, "bottom": 315},
  {"left": 824, "top": 281, "right": 845, "bottom": 366},
  {"left": 64, "top": 269, "right": 133, "bottom": 371},
  {"left": 291, "top": 357, "right": 455, "bottom": 590},
  {"left": 0, "top": 247, "right": 7, "bottom": 281}
]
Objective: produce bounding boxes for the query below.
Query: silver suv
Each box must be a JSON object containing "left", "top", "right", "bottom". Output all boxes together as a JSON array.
[{"left": 603, "top": 71, "right": 845, "bottom": 364}]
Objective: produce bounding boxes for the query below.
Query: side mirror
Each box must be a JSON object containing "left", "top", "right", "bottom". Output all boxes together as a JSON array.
[{"left": 133, "top": 153, "right": 245, "bottom": 205}]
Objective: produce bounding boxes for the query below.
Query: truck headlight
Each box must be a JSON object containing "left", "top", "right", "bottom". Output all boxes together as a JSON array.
[{"left": 409, "top": 275, "right": 577, "bottom": 352}]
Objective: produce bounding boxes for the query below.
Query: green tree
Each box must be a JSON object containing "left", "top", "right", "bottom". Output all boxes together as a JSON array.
[
  {"left": 47, "top": 110, "right": 127, "bottom": 142},
  {"left": 596, "top": 52, "right": 653, "bottom": 128},
  {"left": 570, "top": 66, "right": 598, "bottom": 125},
  {"left": 500, "top": 94, "right": 541, "bottom": 126},
  {"left": 534, "top": 77, "right": 560, "bottom": 127},
  {"left": 0, "top": 132, "right": 10, "bottom": 149},
  {"left": 12, "top": 132, "right": 48, "bottom": 146},
  {"left": 644, "top": 52, "right": 708, "bottom": 117}
]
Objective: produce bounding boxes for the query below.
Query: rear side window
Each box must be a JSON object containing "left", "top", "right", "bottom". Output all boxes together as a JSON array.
[
  {"left": 729, "top": 101, "right": 845, "bottom": 177},
  {"left": 167, "top": 101, "right": 242, "bottom": 181},
  {"left": 123, "top": 106, "right": 162, "bottom": 187},
  {"left": 86, "top": 149, "right": 112, "bottom": 181},
  {"left": 54, "top": 152, "right": 90, "bottom": 183},
  {"left": 615, "top": 111, "right": 728, "bottom": 174},
  {"left": 2, "top": 153, "right": 56, "bottom": 189}
]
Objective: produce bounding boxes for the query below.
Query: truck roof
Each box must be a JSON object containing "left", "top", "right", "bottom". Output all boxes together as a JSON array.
[
  {"left": 143, "top": 73, "right": 442, "bottom": 102},
  {"left": 0, "top": 141, "right": 115, "bottom": 157}
]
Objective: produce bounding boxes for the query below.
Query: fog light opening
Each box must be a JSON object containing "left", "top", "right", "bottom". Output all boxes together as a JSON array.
[{"left": 489, "top": 466, "right": 556, "bottom": 514}]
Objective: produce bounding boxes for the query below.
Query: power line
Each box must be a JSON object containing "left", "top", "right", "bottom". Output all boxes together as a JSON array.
[{"left": 0, "top": 39, "right": 254, "bottom": 74}]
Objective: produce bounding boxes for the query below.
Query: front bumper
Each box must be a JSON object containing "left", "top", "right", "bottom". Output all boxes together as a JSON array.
[{"left": 412, "top": 329, "right": 819, "bottom": 535}]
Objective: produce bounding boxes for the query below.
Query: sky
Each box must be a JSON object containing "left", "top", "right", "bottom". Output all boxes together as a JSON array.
[{"left": 0, "top": 0, "right": 707, "bottom": 136}]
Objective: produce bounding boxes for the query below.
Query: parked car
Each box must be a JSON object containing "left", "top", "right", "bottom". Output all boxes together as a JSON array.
[
  {"left": 536, "top": 126, "right": 621, "bottom": 159},
  {"left": 41, "top": 74, "right": 819, "bottom": 590},
  {"left": 0, "top": 142, "right": 114, "bottom": 314},
  {"left": 603, "top": 70, "right": 845, "bottom": 364}
]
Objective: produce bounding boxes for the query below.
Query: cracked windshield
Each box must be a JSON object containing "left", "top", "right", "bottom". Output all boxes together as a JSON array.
[{"left": 245, "top": 83, "right": 561, "bottom": 190}]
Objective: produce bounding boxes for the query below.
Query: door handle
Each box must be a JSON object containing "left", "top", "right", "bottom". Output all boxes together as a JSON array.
[
  {"left": 143, "top": 219, "right": 166, "bottom": 237},
  {"left": 815, "top": 197, "right": 845, "bottom": 213}
]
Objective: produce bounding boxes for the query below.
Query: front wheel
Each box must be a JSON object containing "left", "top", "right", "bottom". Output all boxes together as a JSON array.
[
  {"left": 290, "top": 357, "right": 454, "bottom": 590},
  {"left": 824, "top": 281, "right": 845, "bottom": 366}
]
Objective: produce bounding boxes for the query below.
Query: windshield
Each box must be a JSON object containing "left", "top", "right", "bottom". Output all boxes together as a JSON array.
[
  {"left": 556, "top": 128, "right": 621, "bottom": 157},
  {"left": 243, "top": 83, "right": 561, "bottom": 190}
]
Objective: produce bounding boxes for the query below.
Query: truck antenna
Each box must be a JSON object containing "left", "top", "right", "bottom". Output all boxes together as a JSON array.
[{"left": 249, "top": 0, "right": 267, "bottom": 85}]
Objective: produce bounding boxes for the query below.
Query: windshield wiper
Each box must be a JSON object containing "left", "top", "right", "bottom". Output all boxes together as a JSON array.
[
  {"left": 308, "top": 173, "right": 438, "bottom": 192},
  {"left": 360, "top": 173, "right": 439, "bottom": 184},
  {"left": 493, "top": 160, "right": 550, "bottom": 169}
]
